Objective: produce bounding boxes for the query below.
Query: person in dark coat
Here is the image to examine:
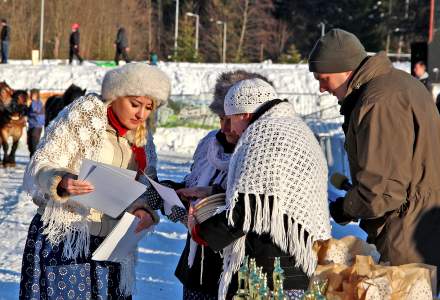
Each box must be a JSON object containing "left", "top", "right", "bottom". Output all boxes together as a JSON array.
[
  {"left": 309, "top": 29, "right": 440, "bottom": 291},
  {"left": 69, "top": 23, "right": 83, "bottom": 65},
  {"left": 413, "top": 60, "right": 433, "bottom": 93},
  {"left": 1, "top": 19, "right": 11, "bottom": 64},
  {"left": 114, "top": 26, "right": 130, "bottom": 65}
]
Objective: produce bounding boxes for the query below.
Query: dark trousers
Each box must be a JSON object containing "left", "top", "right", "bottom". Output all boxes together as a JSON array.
[
  {"left": 1, "top": 41, "right": 9, "bottom": 63},
  {"left": 69, "top": 46, "right": 83, "bottom": 64},
  {"left": 27, "top": 127, "right": 42, "bottom": 157},
  {"left": 115, "top": 47, "right": 130, "bottom": 65}
]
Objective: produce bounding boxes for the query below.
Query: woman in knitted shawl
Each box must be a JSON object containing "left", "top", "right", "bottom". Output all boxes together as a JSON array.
[
  {"left": 184, "top": 78, "right": 332, "bottom": 300},
  {"left": 20, "top": 63, "right": 170, "bottom": 299},
  {"left": 171, "top": 71, "right": 273, "bottom": 300}
]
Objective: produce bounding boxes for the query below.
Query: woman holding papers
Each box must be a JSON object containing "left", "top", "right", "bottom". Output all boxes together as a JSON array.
[
  {"left": 180, "top": 79, "right": 332, "bottom": 300},
  {"left": 172, "top": 71, "right": 273, "bottom": 300},
  {"left": 20, "top": 63, "right": 170, "bottom": 299}
]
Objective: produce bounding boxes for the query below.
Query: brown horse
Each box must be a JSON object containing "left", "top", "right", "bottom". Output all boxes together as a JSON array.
[{"left": 0, "top": 82, "right": 28, "bottom": 167}]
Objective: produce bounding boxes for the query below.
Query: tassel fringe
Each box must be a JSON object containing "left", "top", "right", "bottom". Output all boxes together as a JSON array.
[
  {"left": 219, "top": 192, "right": 319, "bottom": 300},
  {"left": 41, "top": 200, "right": 90, "bottom": 259}
]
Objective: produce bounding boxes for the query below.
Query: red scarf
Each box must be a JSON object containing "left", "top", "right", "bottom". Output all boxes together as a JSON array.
[{"left": 107, "top": 107, "right": 147, "bottom": 172}]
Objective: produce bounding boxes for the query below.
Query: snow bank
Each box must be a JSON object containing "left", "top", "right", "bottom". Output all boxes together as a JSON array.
[
  {"left": 0, "top": 60, "right": 411, "bottom": 97},
  {"left": 153, "top": 127, "right": 211, "bottom": 157}
]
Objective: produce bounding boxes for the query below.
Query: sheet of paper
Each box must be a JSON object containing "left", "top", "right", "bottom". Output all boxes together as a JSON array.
[
  {"left": 146, "top": 176, "right": 185, "bottom": 215},
  {"left": 79, "top": 159, "right": 137, "bottom": 181},
  {"left": 92, "top": 212, "right": 151, "bottom": 262},
  {"left": 71, "top": 159, "right": 146, "bottom": 218}
]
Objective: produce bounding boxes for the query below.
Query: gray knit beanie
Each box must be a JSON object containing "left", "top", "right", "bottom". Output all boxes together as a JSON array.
[
  {"left": 308, "top": 29, "right": 367, "bottom": 73},
  {"left": 101, "top": 63, "right": 171, "bottom": 107}
]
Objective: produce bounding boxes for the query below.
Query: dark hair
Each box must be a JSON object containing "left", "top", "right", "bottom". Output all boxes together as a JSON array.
[
  {"left": 210, "top": 70, "right": 274, "bottom": 116},
  {"left": 1, "top": 19, "right": 7, "bottom": 24},
  {"left": 30, "top": 89, "right": 40, "bottom": 97},
  {"left": 415, "top": 61, "right": 426, "bottom": 67}
]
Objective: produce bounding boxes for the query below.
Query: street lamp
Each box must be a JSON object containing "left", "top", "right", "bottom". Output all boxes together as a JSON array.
[
  {"left": 174, "top": 0, "right": 179, "bottom": 60},
  {"left": 185, "top": 12, "right": 199, "bottom": 58},
  {"left": 216, "top": 20, "right": 227, "bottom": 63},
  {"left": 39, "top": 0, "right": 45, "bottom": 61},
  {"left": 318, "top": 22, "right": 325, "bottom": 37}
]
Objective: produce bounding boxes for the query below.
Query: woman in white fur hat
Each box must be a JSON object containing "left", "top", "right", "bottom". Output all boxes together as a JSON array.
[
  {"left": 20, "top": 63, "right": 170, "bottom": 299},
  {"left": 181, "top": 78, "right": 332, "bottom": 300}
]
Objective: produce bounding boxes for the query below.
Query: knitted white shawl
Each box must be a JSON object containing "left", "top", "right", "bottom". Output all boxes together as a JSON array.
[
  {"left": 217, "top": 102, "right": 331, "bottom": 299},
  {"left": 23, "top": 93, "right": 157, "bottom": 296}
]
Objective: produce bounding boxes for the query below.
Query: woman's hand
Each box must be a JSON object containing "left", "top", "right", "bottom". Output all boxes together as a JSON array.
[
  {"left": 187, "top": 205, "right": 197, "bottom": 232},
  {"left": 134, "top": 209, "right": 155, "bottom": 233},
  {"left": 176, "top": 186, "right": 214, "bottom": 201},
  {"left": 59, "top": 173, "right": 94, "bottom": 196}
]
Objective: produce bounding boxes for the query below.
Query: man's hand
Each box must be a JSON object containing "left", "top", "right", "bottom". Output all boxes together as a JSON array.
[
  {"left": 133, "top": 209, "right": 154, "bottom": 233},
  {"left": 329, "top": 197, "right": 355, "bottom": 225},
  {"left": 59, "top": 173, "right": 94, "bottom": 196}
]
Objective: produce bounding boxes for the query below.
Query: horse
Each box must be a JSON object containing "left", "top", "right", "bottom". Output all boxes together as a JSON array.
[
  {"left": 45, "top": 84, "right": 86, "bottom": 127},
  {"left": 0, "top": 88, "right": 28, "bottom": 167},
  {"left": 0, "top": 81, "right": 13, "bottom": 108}
]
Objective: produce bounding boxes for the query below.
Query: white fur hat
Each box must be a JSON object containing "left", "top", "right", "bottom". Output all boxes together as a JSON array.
[
  {"left": 224, "top": 78, "right": 278, "bottom": 116},
  {"left": 101, "top": 63, "right": 171, "bottom": 107}
]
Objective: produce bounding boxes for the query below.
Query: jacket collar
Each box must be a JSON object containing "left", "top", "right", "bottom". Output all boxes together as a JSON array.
[
  {"left": 107, "top": 106, "right": 128, "bottom": 137},
  {"left": 342, "top": 51, "right": 393, "bottom": 102},
  {"left": 106, "top": 106, "right": 139, "bottom": 145}
]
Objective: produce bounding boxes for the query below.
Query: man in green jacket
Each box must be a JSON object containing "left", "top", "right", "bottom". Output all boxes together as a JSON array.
[{"left": 309, "top": 29, "right": 440, "bottom": 286}]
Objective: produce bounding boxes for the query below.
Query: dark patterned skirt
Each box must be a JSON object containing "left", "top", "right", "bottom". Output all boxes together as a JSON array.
[
  {"left": 183, "top": 286, "right": 217, "bottom": 300},
  {"left": 19, "top": 213, "right": 131, "bottom": 300}
]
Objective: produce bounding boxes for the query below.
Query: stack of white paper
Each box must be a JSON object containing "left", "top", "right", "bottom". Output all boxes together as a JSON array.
[
  {"left": 92, "top": 212, "right": 151, "bottom": 262},
  {"left": 71, "top": 159, "right": 147, "bottom": 218}
]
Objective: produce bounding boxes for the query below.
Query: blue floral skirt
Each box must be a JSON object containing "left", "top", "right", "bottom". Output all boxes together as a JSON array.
[{"left": 19, "top": 213, "right": 131, "bottom": 300}]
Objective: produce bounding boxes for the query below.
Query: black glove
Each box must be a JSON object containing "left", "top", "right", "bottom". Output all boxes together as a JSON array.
[
  {"left": 329, "top": 197, "right": 354, "bottom": 225},
  {"left": 168, "top": 205, "right": 187, "bottom": 223}
]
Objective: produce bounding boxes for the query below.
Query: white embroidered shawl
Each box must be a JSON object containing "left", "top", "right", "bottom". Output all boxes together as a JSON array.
[{"left": 217, "top": 102, "right": 331, "bottom": 299}]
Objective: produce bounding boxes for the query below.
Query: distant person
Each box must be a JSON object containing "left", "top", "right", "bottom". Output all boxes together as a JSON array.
[
  {"left": 69, "top": 23, "right": 83, "bottom": 65},
  {"left": 149, "top": 51, "right": 158, "bottom": 66},
  {"left": 114, "top": 26, "right": 130, "bottom": 65},
  {"left": 26, "top": 89, "right": 45, "bottom": 158},
  {"left": 413, "top": 60, "right": 432, "bottom": 92},
  {"left": 1, "top": 19, "right": 10, "bottom": 64}
]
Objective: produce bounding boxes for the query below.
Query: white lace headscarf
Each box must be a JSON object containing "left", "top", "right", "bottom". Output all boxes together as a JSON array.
[{"left": 217, "top": 97, "right": 331, "bottom": 298}]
